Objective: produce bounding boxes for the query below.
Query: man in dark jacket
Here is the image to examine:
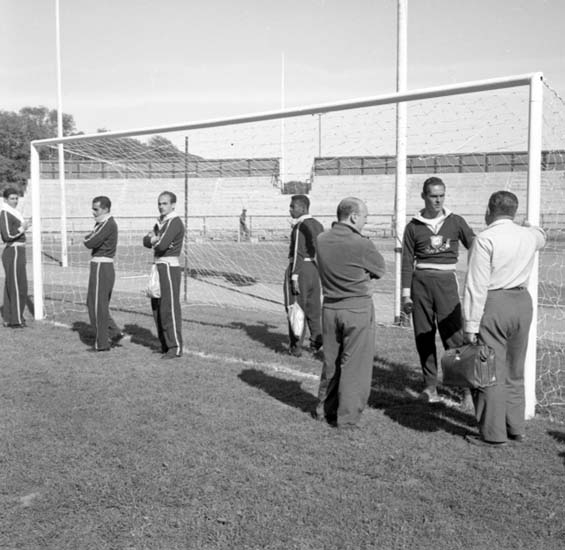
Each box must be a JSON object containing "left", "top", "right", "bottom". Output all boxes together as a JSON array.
[
  {"left": 315, "top": 197, "right": 386, "bottom": 429},
  {"left": 84, "top": 195, "right": 123, "bottom": 351},
  {"left": 143, "top": 191, "right": 185, "bottom": 359},
  {"left": 284, "top": 194, "right": 324, "bottom": 357}
]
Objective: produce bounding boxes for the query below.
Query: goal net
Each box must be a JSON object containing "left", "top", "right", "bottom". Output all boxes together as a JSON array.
[{"left": 29, "top": 73, "right": 565, "bottom": 415}]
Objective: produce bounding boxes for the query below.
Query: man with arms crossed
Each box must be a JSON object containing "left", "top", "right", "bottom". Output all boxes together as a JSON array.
[
  {"left": 83, "top": 196, "right": 123, "bottom": 351},
  {"left": 284, "top": 194, "right": 324, "bottom": 357},
  {"left": 315, "top": 197, "right": 386, "bottom": 429},
  {"left": 401, "top": 177, "right": 474, "bottom": 406},
  {"left": 0, "top": 187, "right": 30, "bottom": 328},
  {"left": 143, "top": 191, "right": 185, "bottom": 359},
  {"left": 463, "top": 191, "right": 546, "bottom": 446}
]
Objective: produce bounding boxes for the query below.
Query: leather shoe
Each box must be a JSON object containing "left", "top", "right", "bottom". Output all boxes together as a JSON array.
[
  {"left": 465, "top": 434, "right": 506, "bottom": 447},
  {"left": 508, "top": 433, "right": 525, "bottom": 443}
]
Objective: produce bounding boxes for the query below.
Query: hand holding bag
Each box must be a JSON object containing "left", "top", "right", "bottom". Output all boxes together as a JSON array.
[
  {"left": 144, "top": 264, "right": 161, "bottom": 299},
  {"left": 441, "top": 340, "right": 497, "bottom": 389}
]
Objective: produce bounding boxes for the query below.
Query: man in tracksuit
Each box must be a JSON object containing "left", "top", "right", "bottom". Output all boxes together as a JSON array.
[
  {"left": 284, "top": 194, "right": 324, "bottom": 357},
  {"left": 401, "top": 177, "right": 475, "bottom": 405},
  {"left": 0, "top": 187, "right": 30, "bottom": 328},
  {"left": 143, "top": 191, "right": 185, "bottom": 359},
  {"left": 83, "top": 196, "right": 123, "bottom": 351}
]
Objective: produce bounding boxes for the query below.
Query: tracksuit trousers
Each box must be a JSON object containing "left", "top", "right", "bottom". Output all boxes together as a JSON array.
[
  {"left": 283, "top": 262, "right": 323, "bottom": 351},
  {"left": 411, "top": 269, "right": 465, "bottom": 389},
  {"left": 151, "top": 263, "right": 183, "bottom": 356},
  {"left": 2, "top": 245, "right": 27, "bottom": 326},
  {"left": 87, "top": 260, "right": 120, "bottom": 350}
]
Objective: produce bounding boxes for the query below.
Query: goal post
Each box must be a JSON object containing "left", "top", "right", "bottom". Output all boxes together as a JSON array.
[{"left": 30, "top": 71, "right": 560, "bottom": 417}]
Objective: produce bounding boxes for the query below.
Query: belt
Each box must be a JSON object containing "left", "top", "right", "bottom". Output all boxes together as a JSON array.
[
  {"left": 491, "top": 286, "right": 526, "bottom": 291},
  {"left": 155, "top": 256, "right": 180, "bottom": 267},
  {"left": 91, "top": 257, "right": 114, "bottom": 263},
  {"left": 6, "top": 242, "right": 25, "bottom": 247}
]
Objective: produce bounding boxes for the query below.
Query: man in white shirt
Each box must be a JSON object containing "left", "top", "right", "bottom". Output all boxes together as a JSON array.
[{"left": 463, "top": 190, "right": 546, "bottom": 446}]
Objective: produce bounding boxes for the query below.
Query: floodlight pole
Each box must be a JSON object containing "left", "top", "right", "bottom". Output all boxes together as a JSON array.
[
  {"left": 394, "top": 0, "right": 408, "bottom": 325},
  {"left": 280, "top": 51, "right": 286, "bottom": 186},
  {"left": 55, "top": 0, "right": 68, "bottom": 267},
  {"left": 524, "top": 72, "right": 544, "bottom": 419}
]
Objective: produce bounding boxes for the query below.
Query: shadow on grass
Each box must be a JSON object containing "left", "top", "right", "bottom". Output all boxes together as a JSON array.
[
  {"left": 71, "top": 321, "right": 95, "bottom": 347},
  {"left": 238, "top": 368, "right": 317, "bottom": 415},
  {"left": 123, "top": 323, "right": 162, "bottom": 351},
  {"left": 368, "top": 355, "right": 476, "bottom": 437},
  {"left": 229, "top": 321, "right": 288, "bottom": 354},
  {"left": 548, "top": 430, "right": 565, "bottom": 463},
  {"left": 190, "top": 267, "right": 257, "bottom": 286}
]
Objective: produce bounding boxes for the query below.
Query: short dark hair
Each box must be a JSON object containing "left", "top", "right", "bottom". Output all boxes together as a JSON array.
[
  {"left": 3, "top": 187, "right": 19, "bottom": 199},
  {"left": 337, "top": 197, "right": 362, "bottom": 221},
  {"left": 488, "top": 190, "right": 518, "bottom": 218},
  {"left": 422, "top": 177, "right": 446, "bottom": 195},
  {"left": 159, "top": 191, "right": 177, "bottom": 204},
  {"left": 291, "top": 194, "right": 310, "bottom": 211},
  {"left": 92, "top": 195, "right": 111, "bottom": 211}
]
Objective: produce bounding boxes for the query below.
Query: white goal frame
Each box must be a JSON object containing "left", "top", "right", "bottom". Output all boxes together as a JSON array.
[{"left": 30, "top": 72, "right": 544, "bottom": 417}]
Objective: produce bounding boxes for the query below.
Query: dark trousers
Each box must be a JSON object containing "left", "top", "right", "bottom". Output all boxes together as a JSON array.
[
  {"left": 87, "top": 261, "right": 120, "bottom": 350},
  {"left": 317, "top": 302, "right": 375, "bottom": 427},
  {"left": 283, "top": 263, "right": 322, "bottom": 350},
  {"left": 2, "top": 245, "right": 27, "bottom": 326},
  {"left": 411, "top": 269, "right": 464, "bottom": 388},
  {"left": 151, "top": 263, "right": 182, "bottom": 355},
  {"left": 475, "top": 289, "right": 532, "bottom": 443}
]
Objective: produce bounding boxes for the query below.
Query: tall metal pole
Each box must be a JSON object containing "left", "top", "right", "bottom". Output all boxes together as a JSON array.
[
  {"left": 55, "top": 0, "right": 68, "bottom": 267},
  {"left": 394, "top": 0, "right": 408, "bottom": 324},
  {"left": 280, "top": 51, "right": 285, "bottom": 186},
  {"left": 524, "top": 72, "right": 544, "bottom": 419},
  {"left": 318, "top": 113, "right": 322, "bottom": 157},
  {"left": 183, "top": 136, "right": 189, "bottom": 302}
]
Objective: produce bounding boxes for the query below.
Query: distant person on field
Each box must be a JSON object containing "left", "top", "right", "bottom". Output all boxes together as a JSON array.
[
  {"left": 239, "top": 208, "right": 249, "bottom": 240},
  {"left": 401, "top": 177, "right": 474, "bottom": 407},
  {"left": 284, "top": 194, "right": 324, "bottom": 357},
  {"left": 0, "top": 187, "right": 30, "bottom": 328},
  {"left": 83, "top": 195, "right": 124, "bottom": 351},
  {"left": 315, "top": 197, "right": 386, "bottom": 429},
  {"left": 143, "top": 191, "right": 185, "bottom": 359},
  {"left": 462, "top": 191, "right": 546, "bottom": 447}
]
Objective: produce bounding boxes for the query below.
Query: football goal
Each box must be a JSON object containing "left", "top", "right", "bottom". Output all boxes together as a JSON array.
[{"left": 29, "top": 72, "right": 565, "bottom": 417}]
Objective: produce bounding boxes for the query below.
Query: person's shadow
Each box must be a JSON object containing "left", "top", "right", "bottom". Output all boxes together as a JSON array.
[
  {"left": 238, "top": 368, "right": 318, "bottom": 414},
  {"left": 123, "top": 323, "right": 162, "bottom": 351},
  {"left": 368, "top": 354, "right": 476, "bottom": 436},
  {"left": 230, "top": 321, "right": 288, "bottom": 354},
  {"left": 71, "top": 321, "right": 95, "bottom": 347}
]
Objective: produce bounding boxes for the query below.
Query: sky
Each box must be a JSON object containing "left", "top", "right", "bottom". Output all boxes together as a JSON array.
[{"left": 2, "top": 0, "right": 564, "bottom": 137}]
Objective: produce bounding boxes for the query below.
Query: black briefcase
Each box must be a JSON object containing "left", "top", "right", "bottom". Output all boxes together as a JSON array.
[{"left": 441, "top": 342, "right": 497, "bottom": 389}]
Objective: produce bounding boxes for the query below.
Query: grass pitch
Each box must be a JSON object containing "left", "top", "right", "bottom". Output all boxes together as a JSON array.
[{"left": 1, "top": 305, "right": 564, "bottom": 550}]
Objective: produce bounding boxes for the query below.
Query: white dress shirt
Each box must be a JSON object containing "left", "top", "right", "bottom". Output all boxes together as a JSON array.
[{"left": 463, "top": 218, "right": 546, "bottom": 333}]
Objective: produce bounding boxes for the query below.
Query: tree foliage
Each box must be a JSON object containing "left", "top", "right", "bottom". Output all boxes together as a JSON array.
[{"left": 0, "top": 106, "right": 76, "bottom": 191}]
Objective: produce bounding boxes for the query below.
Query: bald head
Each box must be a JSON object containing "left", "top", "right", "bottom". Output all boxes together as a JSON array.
[{"left": 336, "top": 197, "right": 368, "bottom": 231}]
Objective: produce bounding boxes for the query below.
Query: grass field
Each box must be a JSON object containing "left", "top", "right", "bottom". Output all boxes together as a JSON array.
[{"left": 1, "top": 302, "right": 565, "bottom": 549}]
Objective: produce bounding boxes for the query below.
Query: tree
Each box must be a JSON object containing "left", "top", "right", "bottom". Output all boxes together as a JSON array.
[{"left": 0, "top": 106, "right": 76, "bottom": 191}]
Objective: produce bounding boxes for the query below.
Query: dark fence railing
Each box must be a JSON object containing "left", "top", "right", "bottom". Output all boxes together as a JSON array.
[
  {"left": 313, "top": 151, "right": 565, "bottom": 176},
  {"left": 40, "top": 158, "right": 280, "bottom": 179}
]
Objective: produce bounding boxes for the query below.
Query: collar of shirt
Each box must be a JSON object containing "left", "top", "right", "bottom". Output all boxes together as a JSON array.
[
  {"left": 332, "top": 221, "right": 365, "bottom": 237},
  {"left": 413, "top": 207, "right": 452, "bottom": 233},
  {"left": 1, "top": 201, "right": 25, "bottom": 224},
  {"left": 291, "top": 213, "right": 313, "bottom": 226},
  {"left": 157, "top": 211, "right": 179, "bottom": 229},
  {"left": 93, "top": 213, "right": 111, "bottom": 225}
]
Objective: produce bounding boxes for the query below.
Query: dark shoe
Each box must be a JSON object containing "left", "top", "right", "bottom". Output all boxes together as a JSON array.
[
  {"left": 162, "top": 349, "right": 182, "bottom": 360},
  {"left": 89, "top": 347, "right": 110, "bottom": 352},
  {"left": 508, "top": 433, "right": 525, "bottom": 443},
  {"left": 110, "top": 332, "right": 126, "bottom": 347},
  {"left": 289, "top": 346, "right": 302, "bottom": 357},
  {"left": 419, "top": 386, "right": 441, "bottom": 403},
  {"left": 465, "top": 434, "right": 506, "bottom": 447}
]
